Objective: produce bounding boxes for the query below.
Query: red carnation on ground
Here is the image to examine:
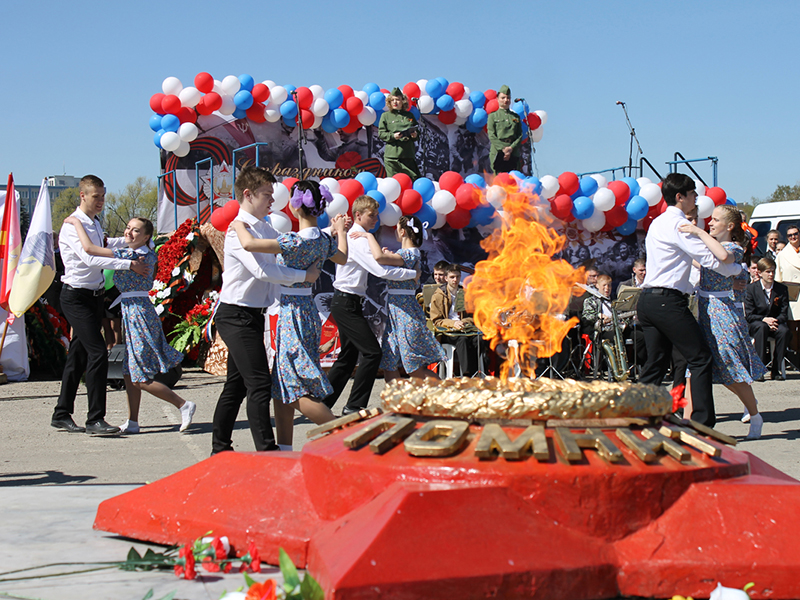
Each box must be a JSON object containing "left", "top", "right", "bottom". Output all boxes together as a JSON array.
[
  {"left": 670, "top": 383, "right": 688, "bottom": 413},
  {"left": 174, "top": 544, "right": 196, "bottom": 579},
  {"left": 245, "top": 579, "right": 276, "bottom": 600}
]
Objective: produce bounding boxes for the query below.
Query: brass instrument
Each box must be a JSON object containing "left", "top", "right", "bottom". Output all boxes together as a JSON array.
[{"left": 601, "top": 304, "right": 630, "bottom": 382}]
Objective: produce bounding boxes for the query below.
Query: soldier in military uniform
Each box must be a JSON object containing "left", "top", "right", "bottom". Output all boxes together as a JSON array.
[
  {"left": 487, "top": 85, "right": 522, "bottom": 174},
  {"left": 378, "top": 88, "right": 420, "bottom": 180}
]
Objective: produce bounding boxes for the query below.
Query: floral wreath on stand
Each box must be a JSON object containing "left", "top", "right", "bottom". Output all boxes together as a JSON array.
[{"left": 150, "top": 218, "right": 200, "bottom": 316}]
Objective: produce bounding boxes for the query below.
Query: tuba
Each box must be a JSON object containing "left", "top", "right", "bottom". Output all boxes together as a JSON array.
[{"left": 601, "top": 303, "right": 628, "bottom": 382}]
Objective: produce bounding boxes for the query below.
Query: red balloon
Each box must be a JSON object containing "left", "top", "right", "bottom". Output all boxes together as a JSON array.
[
  {"left": 339, "top": 179, "right": 365, "bottom": 203},
  {"left": 398, "top": 189, "right": 423, "bottom": 214},
  {"left": 484, "top": 89, "right": 497, "bottom": 101},
  {"left": 438, "top": 109, "right": 456, "bottom": 125},
  {"left": 342, "top": 119, "right": 362, "bottom": 134},
  {"left": 447, "top": 207, "right": 471, "bottom": 229},
  {"left": 196, "top": 97, "right": 213, "bottom": 116},
  {"left": 204, "top": 92, "right": 222, "bottom": 111},
  {"left": 455, "top": 183, "right": 481, "bottom": 210},
  {"left": 223, "top": 199, "right": 240, "bottom": 218},
  {"left": 380, "top": 88, "right": 389, "bottom": 94},
  {"left": 550, "top": 194, "right": 573, "bottom": 220},
  {"left": 247, "top": 102, "right": 266, "bottom": 123},
  {"left": 642, "top": 213, "right": 656, "bottom": 232},
  {"left": 393, "top": 173, "right": 413, "bottom": 194},
  {"left": 446, "top": 82, "right": 465, "bottom": 101},
  {"left": 337, "top": 85, "right": 354, "bottom": 102},
  {"left": 646, "top": 199, "right": 667, "bottom": 218},
  {"left": 161, "top": 94, "right": 182, "bottom": 115},
  {"left": 607, "top": 180, "right": 631, "bottom": 206},
  {"left": 177, "top": 107, "right": 196, "bottom": 124},
  {"left": 210, "top": 208, "right": 233, "bottom": 232},
  {"left": 485, "top": 99, "right": 499, "bottom": 114},
  {"left": 706, "top": 186, "right": 727, "bottom": 206},
  {"left": 295, "top": 86, "right": 313, "bottom": 109},
  {"left": 438, "top": 171, "right": 463, "bottom": 195},
  {"left": 282, "top": 205, "right": 299, "bottom": 228},
  {"left": 527, "top": 113, "right": 542, "bottom": 129},
  {"left": 605, "top": 205, "right": 628, "bottom": 228},
  {"left": 344, "top": 96, "right": 363, "bottom": 115},
  {"left": 493, "top": 173, "right": 516, "bottom": 188},
  {"left": 281, "top": 178, "right": 299, "bottom": 195},
  {"left": 403, "top": 82, "right": 420, "bottom": 100},
  {"left": 557, "top": 172, "right": 580, "bottom": 196},
  {"left": 251, "top": 83, "right": 270, "bottom": 103},
  {"left": 150, "top": 93, "right": 165, "bottom": 113},
  {"left": 300, "top": 108, "right": 314, "bottom": 129},
  {"left": 194, "top": 72, "right": 214, "bottom": 94}
]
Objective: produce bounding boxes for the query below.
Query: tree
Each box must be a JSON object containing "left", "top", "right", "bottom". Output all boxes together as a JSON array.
[
  {"left": 51, "top": 188, "right": 80, "bottom": 231},
  {"left": 103, "top": 177, "right": 158, "bottom": 236},
  {"left": 750, "top": 182, "right": 800, "bottom": 207}
]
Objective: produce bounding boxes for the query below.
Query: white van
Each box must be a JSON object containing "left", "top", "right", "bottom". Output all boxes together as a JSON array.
[{"left": 749, "top": 200, "right": 800, "bottom": 255}]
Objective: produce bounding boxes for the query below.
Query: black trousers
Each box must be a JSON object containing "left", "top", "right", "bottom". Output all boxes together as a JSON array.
[
  {"left": 637, "top": 289, "right": 716, "bottom": 426},
  {"left": 212, "top": 303, "right": 277, "bottom": 454},
  {"left": 53, "top": 286, "right": 108, "bottom": 424},
  {"left": 324, "top": 291, "right": 382, "bottom": 412},
  {"left": 492, "top": 152, "right": 520, "bottom": 175},
  {"left": 439, "top": 333, "right": 479, "bottom": 376},
  {"left": 749, "top": 320, "right": 791, "bottom": 376}
]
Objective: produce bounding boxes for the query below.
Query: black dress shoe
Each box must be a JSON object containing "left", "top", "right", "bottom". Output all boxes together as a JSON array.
[
  {"left": 340, "top": 406, "right": 361, "bottom": 417},
  {"left": 85, "top": 420, "right": 121, "bottom": 435},
  {"left": 772, "top": 373, "right": 785, "bottom": 381},
  {"left": 756, "top": 376, "right": 765, "bottom": 383},
  {"left": 51, "top": 418, "right": 86, "bottom": 433}
]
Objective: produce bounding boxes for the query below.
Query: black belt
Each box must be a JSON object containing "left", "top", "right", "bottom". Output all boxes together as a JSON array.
[
  {"left": 220, "top": 302, "right": 267, "bottom": 315},
  {"left": 334, "top": 290, "right": 362, "bottom": 301},
  {"left": 642, "top": 287, "right": 688, "bottom": 299},
  {"left": 63, "top": 284, "right": 104, "bottom": 297},
  {"left": 499, "top": 137, "right": 515, "bottom": 143}
]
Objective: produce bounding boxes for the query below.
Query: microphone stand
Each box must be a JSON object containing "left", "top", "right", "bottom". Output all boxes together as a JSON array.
[
  {"left": 292, "top": 90, "right": 307, "bottom": 180},
  {"left": 514, "top": 97, "right": 534, "bottom": 177},
  {"left": 616, "top": 101, "right": 642, "bottom": 178}
]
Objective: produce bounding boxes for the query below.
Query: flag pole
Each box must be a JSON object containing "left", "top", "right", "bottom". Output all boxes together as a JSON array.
[{"left": 0, "top": 320, "right": 9, "bottom": 383}]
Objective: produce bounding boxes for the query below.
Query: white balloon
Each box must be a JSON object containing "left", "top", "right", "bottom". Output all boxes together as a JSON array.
[
  {"left": 272, "top": 183, "right": 290, "bottom": 211},
  {"left": 590, "top": 173, "right": 608, "bottom": 189},
  {"left": 358, "top": 106, "right": 377, "bottom": 126},
  {"left": 540, "top": 175, "right": 560, "bottom": 200},
  {"left": 179, "top": 86, "right": 201, "bottom": 108},
  {"left": 433, "top": 182, "right": 440, "bottom": 192},
  {"left": 636, "top": 177, "right": 652, "bottom": 189},
  {"left": 355, "top": 90, "right": 369, "bottom": 105},
  {"left": 531, "top": 128, "right": 544, "bottom": 143},
  {"left": 212, "top": 79, "right": 223, "bottom": 94},
  {"left": 377, "top": 177, "right": 401, "bottom": 203},
  {"left": 640, "top": 183, "right": 663, "bottom": 206},
  {"left": 262, "top": 79, "right": 276, "bottom": 89},
  {"left": 160, "top": 131, "right": 180, "bottom": 152},
  {"left": 417, "top": 96, "right": 435, "bottom": 114},
  {"left": 486, "top": 185, "right": 507, "bottom": 209},
  {"left": 582, "top": 210, "right": 606, "bottom": 232},
  {"left": 694, "top": 179, "right": 706, "bottom": 197},
  {"left": 416, "top": 79, "right": 429, "bottom": 96},
  {"left": 380, "top": 202, "right": 402, "bottom": 227},
  {"left": 432, "top": 210, "right": 448, "bottom": 229},
  {"left": 162, "top": 76, "right": 182, "bottom": 95},
  {"left": 696, "top": 195, "right": 715, "bottom": 219},
  {"left": 311, "top": 97, "right": 330, "bottom": 117},
  {"left": 462, "top": 86, "right": 471, "bottom": 98},
  {"left": 534, "top": 110, "right": 548, "bottom": 125},
  {"left": 178, "top": 122, "right": 198, "bottom": 142},
  {"left": 326, "top": 193, "right": 349, "bottom": 218},
  {"left": 173, "top": 139, "right": 191, "bottom": 157},
  {"left": 218, "top": 93, "right": 236, "bottom": 116},
  {"left": 454, "top": 99, "right": 473, "bottom": 118},
  {"left": 269, "top": 211, "right": 292, "bottom": 233},
  {"left": 311, "top": 114, "right": 323, "bottom": 129},
  {"left": 593, "top": 187, "right": 616, "bottom": 212},
  {"left": 454, "top": 114, "right": 468, "bottom": 126},
  {"left": 431, "top": 190, "right": 456, "bottom": 214},
  {"left": 320, "top": 177, "right": 340, "bottom": 195},
  {"left": 269, "top": 85, "right": 288, "bottom": 105},
  {"left": 309, "top": 84, "right": 324, "bottom": 99},
  {"left": 221, "top": 75, "right": 241, "bottom": 96},
  {"left": 264, "top": 108, "right": 281, "bottom": 122}
]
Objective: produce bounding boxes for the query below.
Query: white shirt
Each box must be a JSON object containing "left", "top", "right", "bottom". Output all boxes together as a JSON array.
[
  {"left": 642, "top": 206, "right": 742, "bottom": 294},
  {"left": 59, "top": 208, "right": 131, "bottom": 290},
  {"left": 760, "top": 279, "right": 773, "bottom": 302},
  {"left": 333, "top": 223, "right": 416, "bottom": 296},
  {"left": 218, "top": 209, "right": 306, "bottom": 308}
]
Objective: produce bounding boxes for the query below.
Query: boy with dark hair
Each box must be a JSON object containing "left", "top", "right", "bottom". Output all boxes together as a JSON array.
[
  {"left": 745, "top": 256, "right": 790, "bottom": 381},
  {"left": 430, "top": 264, "right": 480, "bottom": 376}
]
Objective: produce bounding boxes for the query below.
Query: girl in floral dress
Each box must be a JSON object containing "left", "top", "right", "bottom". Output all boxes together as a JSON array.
[
  {"left": 353, "top": 215, "right": 444, "bottom": 381},
  {"left": 231, "top": 180, "right": 348, "bottom": 446},
  {"left": 64, "top": 216, "right": 196, "bottom": 434},
  {"left": 679, "top": 205, "right": 765, "bottom": 439}
]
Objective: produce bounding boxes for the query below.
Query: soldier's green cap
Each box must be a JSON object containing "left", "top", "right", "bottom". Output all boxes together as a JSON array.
[
  {"left": 498, "top": 85, "right": 511, "bottom": 96},
  {"left": 391, "top": 87, "right": 403, "bottom": 96}
]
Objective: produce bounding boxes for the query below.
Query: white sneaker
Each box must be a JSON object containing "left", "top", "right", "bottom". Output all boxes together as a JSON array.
[
  {"left": 119, "top": 420, "right": 140, "bottom": 434},
  {"left": 741, "top": 409, "right": 751, "bottom": 423},
  {"left": 745, "top": 413, "right": 763, "bottom": 440},
  {"left": 179, "top": 401, "right": 196, "bottom": 432}
]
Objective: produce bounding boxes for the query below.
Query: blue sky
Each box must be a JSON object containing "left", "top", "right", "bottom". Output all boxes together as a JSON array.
[{"left": 2, "top": 0, "right": 798, "bottom": 204}]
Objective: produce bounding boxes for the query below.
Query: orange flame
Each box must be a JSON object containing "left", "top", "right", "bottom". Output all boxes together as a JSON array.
[{"left": 465, "top": 181, "right": 584, "bottom": 380}]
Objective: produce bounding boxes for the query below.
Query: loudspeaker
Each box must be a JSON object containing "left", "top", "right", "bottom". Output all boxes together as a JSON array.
[{"left": 107, "top": 344, "right": 183, "bottom": 389}]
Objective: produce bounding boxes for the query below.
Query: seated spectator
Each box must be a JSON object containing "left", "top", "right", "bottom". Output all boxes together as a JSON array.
[
  {"left": 748, "top": 256, "right": 761, "bottom": 284},
  {"left": 431, "top": 260, "right": 449, "bottom": 285},
  {"left": 430, "top": 264, "right": 480, "bottom": 376},
  {"left": 745, "top": 257, "right": 790, "bottom": 381},
  {"left": 617, "top": 257, "right": 646, "bottom": 297}
]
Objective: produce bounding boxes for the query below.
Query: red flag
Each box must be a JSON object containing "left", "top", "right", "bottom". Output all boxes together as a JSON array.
[{"left": 0, "top": 173, "right": 22, "bottom": 315}]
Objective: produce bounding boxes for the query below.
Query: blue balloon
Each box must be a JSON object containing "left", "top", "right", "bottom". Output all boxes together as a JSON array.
[
  {"left": 324, "top": 88, "right": 343, "bottom": 110},
  {"left": 160, "top": 114, "right": 180, "bottom": 133},
  {"left": 521, "top": 176, "right": 542, "bottom": 195},
  {"left": 369, "top": 219, "right": 381, "bottom": 234},
  {"left": 153, "top": 129, "right": 165, "bottom": 148},
  {"left": 414, "top": 203, "right": 437, "bottom": 230},
  {"left": 626, "top": 195, "right": 649, "bottom": 221},
  {"left": 283, "top": 84, "right": 296, "bottom": 94},
  {"left": 233, "top": 107, "right": 247, "bottom": 120},
  {"left": 409, "top": 106, "right": 421, "bottom": 121},
  {"left": 279, "top": 100, "right": 298, "bottom": 119},
  {"left": 425, "top": 79, "right": 445, "bottom": 99},
  {"left": 149, "top": 114, "right": 164, "bottom": 132},
  {"left": 412, "top": 177, "right": 436, "bottom": 202},
  {"left": 465, "top": 174, "right": 487, "bottom": 189},
  {"left": 234, "top": 90, "right": 254, "bottom": 110},
  {"left": 436, "top": 94, "right": 455, "bottom": 112},
  {"left": 316, "top": 211, "right": 330, "bottom": 229},
  {"left": 362, "top": 82, "right": 380, "bottom": 95},
  {"left": 617, "top": 218, "right": 638, "bottom": 236},
  {"left": 469, "top": 91, "right": 485, "bottom": 108},
  {"left": 512, "top": 101, "right": 526, "bottom": 117},
  {"left": 435, "top": 76, "right": 449, "bottom": 89},
  {"left": 572, "top": 196, "right": 595, "bottom": 220},
  {"left": 510, "top": 170, "right": 525, "bottom": 181},
  {"left": 356, "top": 171, "right": 378, "bottom": 193},
  {"left": 238, "top": 74, "right": 254, "bottom": 92},
  {"left": 579, "top": 176, "right": 599, "bottom": 198},
  {"left": 282, "top": 115, "right": 296, "bottom": 128},
  {"left": 466, "top": 121, "right": 482, "bottom": 133},
  {"left": 726, "top": 197, "right": 737, "bottom": 206},
  {"left": 469, "top": 204, "right": 496, "bottom": 228},
  {"left": 368, "top": 91, "right": 386, "bottom": 111},
  {"left": 366, "top": 189, "right": 386, "bottom": 213},
  {"left": 620, "top": 177, "right": 640, "bottom": 198},
  {"left": 468, "top": 108, "right": 488, "bottom": 128},
  {"left": 321, "top": 114, "right": 338, "bottom": 133},
  {"left": 330, "top": 108, "right": 350, "bottom": 128}
]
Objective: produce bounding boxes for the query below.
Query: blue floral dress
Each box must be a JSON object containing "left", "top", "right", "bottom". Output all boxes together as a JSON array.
[
  {"left": 113, "top": 247, "right": 184, "bottom": 382},
  {"left": 273, "top": 229, "right": 338, "bottom": 404},
  {"left": 697, "top": 242, "right": 766, "bottom": 384},
  {"left": 380, "top": 248, "right": 446, "bottom": 373}
]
